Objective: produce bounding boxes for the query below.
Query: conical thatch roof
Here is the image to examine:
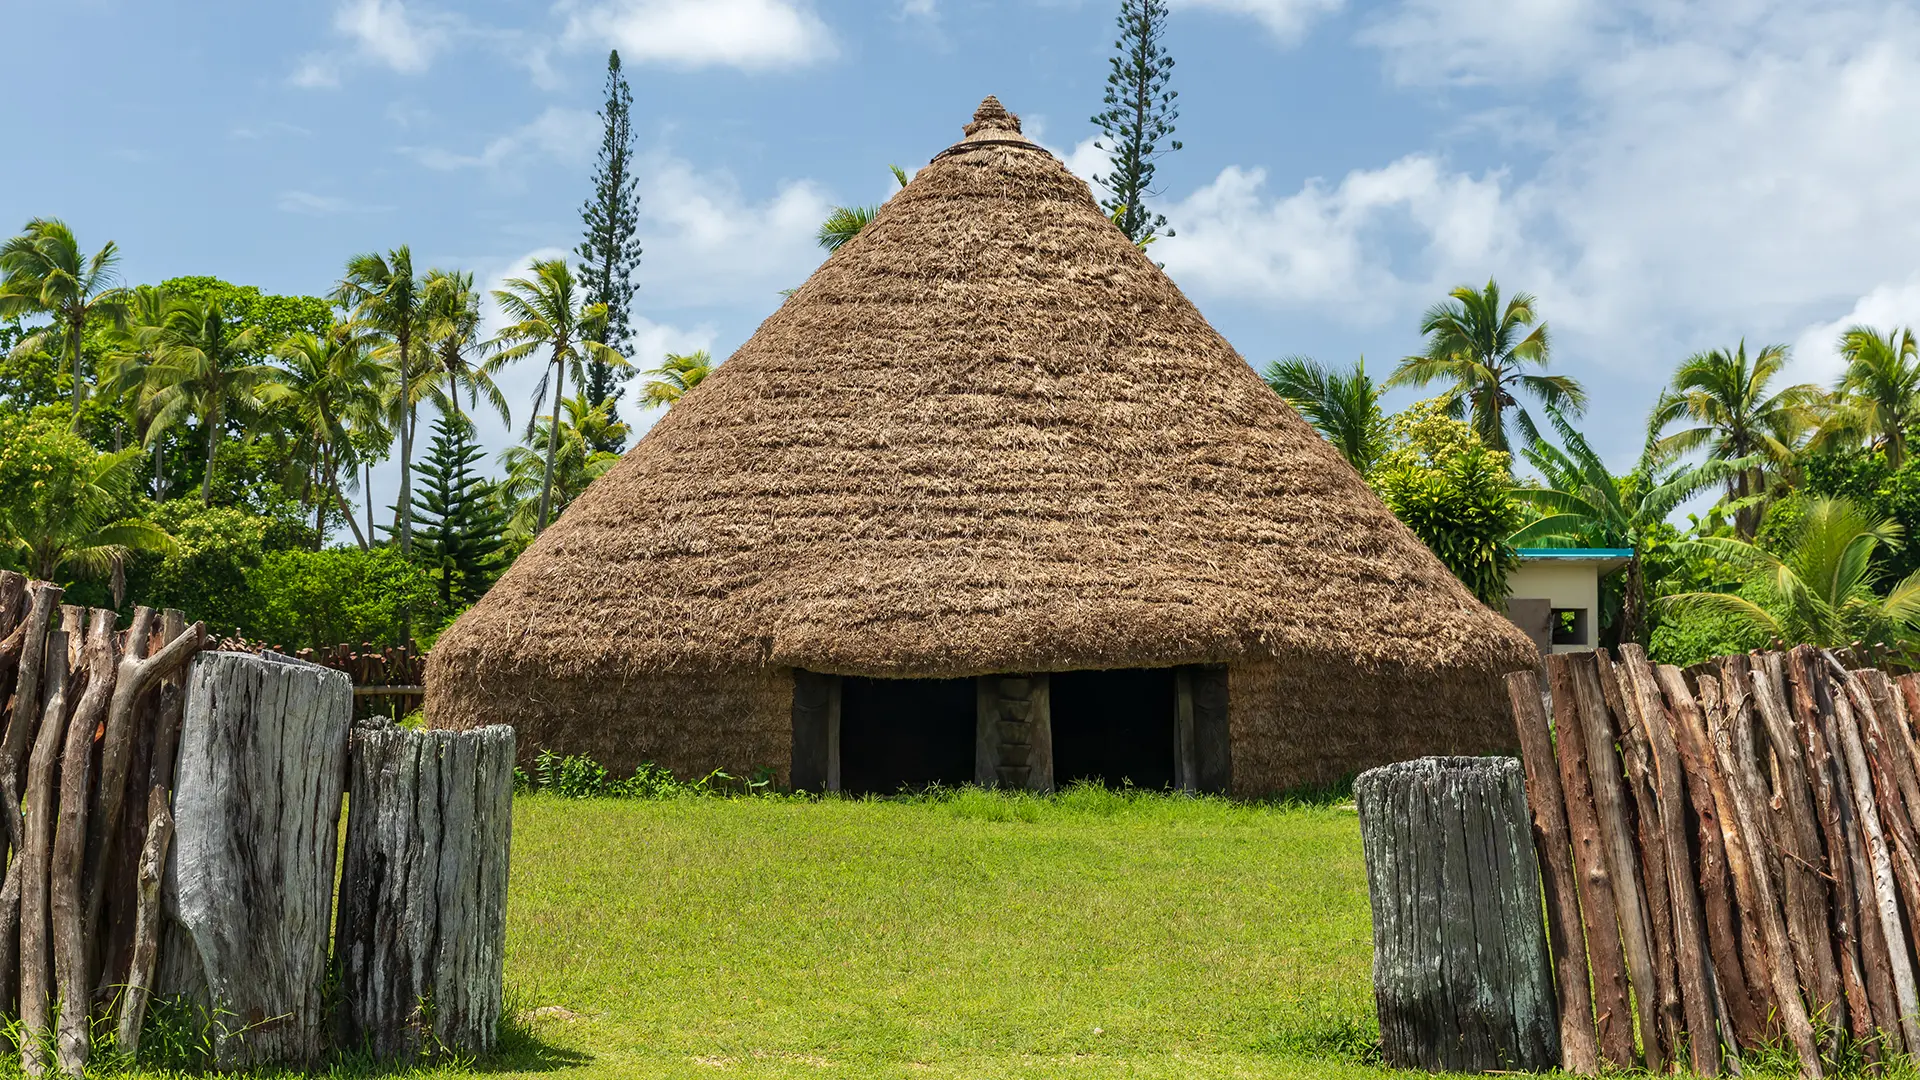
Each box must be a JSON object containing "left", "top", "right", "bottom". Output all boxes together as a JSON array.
[{"left": 429, "top": 97, "right": 1535, "bottom": 703}]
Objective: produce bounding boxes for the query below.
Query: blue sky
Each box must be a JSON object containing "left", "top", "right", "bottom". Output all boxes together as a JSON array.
[{"left": 10, "top": 0, "right": 1920, "bottom": 524}]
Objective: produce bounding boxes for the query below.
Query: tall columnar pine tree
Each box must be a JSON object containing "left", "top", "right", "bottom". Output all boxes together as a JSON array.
[
  {"left": 410, "top": 414, "right": 509, "bottom": 608},
  {"left": 576, "top": 49, "right": 643, "bottom": 452},
  {"left": 1091, "top": 0, "right": 1181, "bottom": 245}
]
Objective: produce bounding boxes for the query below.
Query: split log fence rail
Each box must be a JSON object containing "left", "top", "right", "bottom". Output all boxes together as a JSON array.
[
  {"left": 0, "top": 573, "right": 507, "bottom": 1077},
  {"left": 1508, "top": 645, "right": 1920, "bottom": 1078},
  {"left": 218, "top": 638, "right": 427, "bottom": 720}
]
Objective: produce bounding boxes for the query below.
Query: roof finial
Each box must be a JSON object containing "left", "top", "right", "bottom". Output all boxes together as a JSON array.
[{"left": 964, "top": 95, "right": 1022, "bottom": 136}]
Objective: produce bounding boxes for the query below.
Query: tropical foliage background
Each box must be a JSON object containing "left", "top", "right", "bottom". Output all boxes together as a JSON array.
[{"left": 6, "top": 31, "right": 1917, "bottom": 670}]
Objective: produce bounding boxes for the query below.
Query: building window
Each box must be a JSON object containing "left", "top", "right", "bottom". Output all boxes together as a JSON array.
[{"left": 1552, "top": 608, "right": 1589, "bottom": 646}]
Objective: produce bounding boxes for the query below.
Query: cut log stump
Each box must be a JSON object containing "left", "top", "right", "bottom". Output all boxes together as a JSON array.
[
  {"left": 1355, "top": 756, "right": 1558, "bottom": 1074},
  {"left": 157, "top": 651, "right": 352, "bottom": 1071},
  {"left": 335, "top": 725, "right": 515, "bottom": 1061}
]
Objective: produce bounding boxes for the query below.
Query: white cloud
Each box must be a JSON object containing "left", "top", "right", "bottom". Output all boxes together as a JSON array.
[
  {"left": 1172, "top": 0, "right": 1343, "bottom": 43},
  {"left": 1360, "top": 0, "right": 1602, "bottom": 85},
  {"left": 1061, "top": 136, "right": 1107, "bottom": 188},
  {"left": 900, "top": 0, "right": 937, "bottom": 18},
  {"left": 636, "top": 151, "right": 835, "bottom": 307},
  {"left": 1155, "top": 0, "right": 1920, "bottom": 465},
  {"left": 335, "top": 0, "right": 444, "bottom": 73},
  {"left": 1158, "top": 156, "right": 1521, "bottom": 322},
  {"left": 290, "top": 0, "right": 458, "bottom": 89},
  {"left": 275, "top": 190, "right": 392, "bottom": 215},
  {"left": 1789, "top": 279, "right": 1920, "bottom": 388},
  {"left": 403, "top": 107, "right": 599, "bottom": 172},
  {"left": 561, "top": 0, "right": 836, "bottom": 70},
  {"left": 288, "top": 56, "right": 340, "bottom": 89}
]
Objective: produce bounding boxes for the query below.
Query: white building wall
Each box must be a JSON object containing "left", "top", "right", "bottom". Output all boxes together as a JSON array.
[{"left": 1507, "top": 561, "right": 1604, "bottom": 655}]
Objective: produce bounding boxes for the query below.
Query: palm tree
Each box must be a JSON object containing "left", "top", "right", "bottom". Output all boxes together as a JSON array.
[
  {"left": 333, "top": 248, "right": 426, "bottom": 553},
  {"left": 1511, "top": 407, "right": 1745, "bottom": 646},
  {"left": 639, "top": 350, "right": 712, "bottom": 409},
  {"left": 497, "top": 394, "right": 630, "bottom": 538},
  {"left": 1665, "top": 496, "right": 1920, "bottom": 648},
  {"left": 1386, "top": 279, "right": 1583, "bottom": 452},
  {"left": 486, "top": 259, "right": 628, "bottom": 533},
  {"left": 816, "top": 166, "right": 910, "bottom": 252},
  {"left": 99, "top": 285, "right": 176, "bottom": 497},
  {"left": 1649, "top": 341, "right": 1817, "bottom": 538},
  {"left": 1262, "top": 355, "right": 1387, "bottom": 473},
  {"left": 1817, "top": 326, "right": 1920, "bottom": 467},
  {"left": 421, "top": 268, "right": 509, "bottom": 425},
  {"left": 137, "top": 299, "right": 276, "bottom": 502},
  {"left": 0, "top": 218, "right": 130, "bottom": 418},
  {"left": 0, "top": 445, "right": 172, "bottom": 593},
  {"left": 276, "top": 326, "right": 387, "bottom": 547}
]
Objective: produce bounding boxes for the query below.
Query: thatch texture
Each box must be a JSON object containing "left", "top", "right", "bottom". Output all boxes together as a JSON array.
[{"left": 427, "top": 97, "right": 1536, "bottom": 788}]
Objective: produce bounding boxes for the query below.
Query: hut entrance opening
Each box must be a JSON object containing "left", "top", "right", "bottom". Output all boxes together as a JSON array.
[
  {"left": 1050, "top": 668, "right": 1178, "bottom": 789},
  {"left": 790, "top": 666, "right": 1230, "bottom": 795},
  {"left": 839, "top": 676, "right": 977, "bottom": 794}
]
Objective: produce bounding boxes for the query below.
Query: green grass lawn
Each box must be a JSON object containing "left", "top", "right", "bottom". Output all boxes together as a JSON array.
[{"left": 485, "top": 786, "right": 1389, "bottom": 1080}]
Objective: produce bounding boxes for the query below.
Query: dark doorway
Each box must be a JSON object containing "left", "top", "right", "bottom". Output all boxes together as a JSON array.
[
  {"left": 839, "top": 676, "right": 977, "bottom": 794},
  {"left": 1051, "top": 667, "right": 1178, "bottom": 789}
]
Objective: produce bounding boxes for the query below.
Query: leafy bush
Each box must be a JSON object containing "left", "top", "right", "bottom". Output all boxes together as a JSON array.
[
  {"left": 517, "top": 750, "right": 771, "bottom": 799},
  {"left": 245, "top": 547, "right": 441, "bottom": 650},
  {"left": 1649, "top": 578, "right": 1777, "bottom": 666},
  {"left": 125, "top": 501, "right": 269, "bottom": 636},
  {"left": 1370, "top": 400, "right": 1523, "bottom": 604}
]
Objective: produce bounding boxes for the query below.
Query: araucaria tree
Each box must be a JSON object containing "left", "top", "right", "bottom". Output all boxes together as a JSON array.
[
  {"left": 1091, "top": 0, "right": 1181, "bottom": 245},
  {"left": 576, "top": 49, "right": 643, "bottom": 449},
  {"left": 411, "top": 414, "right": 508, "bottom": 607}
]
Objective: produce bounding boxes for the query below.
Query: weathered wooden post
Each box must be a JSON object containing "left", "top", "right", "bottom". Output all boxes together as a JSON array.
[
  {"left": 335, "top": 725, "right": 515, "bottom": 1060},
  {"left": 1355, "top": 756, "right": 1558, "bottom": 1073},
  {"left": 158, "top": 651, "right": 352, "bottom": 1070}
]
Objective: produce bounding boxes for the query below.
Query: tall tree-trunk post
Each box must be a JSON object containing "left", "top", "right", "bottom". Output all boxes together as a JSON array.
[
  {"left": 158, "top": 652, "right": 351, "bottom": 1070},
  {"left": 1505, "top": 670, "right": 1599, "bottom": 1075},
  {"left": 1546, "top": 655, "right": 1636, "bottom": 1066},
  {"left": 335, "top": 726, "right": 515, "bottom": 1060},
  {"left": 1354, "top": 756, "right": 1558, "bottom": 1073}
]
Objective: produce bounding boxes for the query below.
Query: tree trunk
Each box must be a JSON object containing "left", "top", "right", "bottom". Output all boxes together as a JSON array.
[
  {"left": 398, "top": 332, "right": 413, "bottom": 555},
  {"left": 1620, "top": 555, "right": 1647, "bottom": 648},
  {"left": 1544, "top": 655, "right": 1636, "bottom": 1067},
  {"left": 20, "top": 630, "right": 71, "bottom": 1077},
  {"left": 1825, "top": 658, "right": 1920, "bottom": 1050},
  {"left": 1567, "top": 655, "right": 1662, "bottom": 1071},
  {"left": 536, "top": 354, "right": 567, "bottom": 533},
  {"left": 1750, "top": 654, "right": 1845, "bottom": 1039},
  {"left": 1788, "top": 647, "right": 1877, "bottom": 1055},
  {"left": 199, "top": 406, "right": 220, "bottom": 503},
  {"left": 157, "top": 652, "right": 352, "bottom": 1071},
  {"left": 335, "top": 725, "right": 515, "bottom": 1060},
  {"left": 52, "top": 610, "right": 115, "bottom": 1076},
  {"left": 1615, "top": 647, "right": 1718, "bottom": 1073},
  {"left": 67, "top": 317, "right": 83, "bottom": 418},
  {"left": 1354, "top": 756, "right": 1558, "bottom": 1073},
  {"left": 1693, "top": 670, "right": 1824, "bottom": 1077},
  {"left": 336, "top": 484, "right": 369, "bottom": 551},
  {"left": 1505, "top": 669, "right": 1599, "bottom": 1075},
  {"left": 116, "top": 613, "right": 191, "bottom": 1058}
]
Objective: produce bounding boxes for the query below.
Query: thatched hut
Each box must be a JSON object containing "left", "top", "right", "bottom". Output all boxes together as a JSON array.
[{"left": 426, "top": 97, "right": 1537, "bottom": 797}]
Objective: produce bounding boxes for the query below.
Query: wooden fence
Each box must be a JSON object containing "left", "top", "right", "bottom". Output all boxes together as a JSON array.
[
  {"left": 0, "top": 574, "right": 508, "bottom": 1076},
  {"left": 1509, "top": 646, "right": 1920, "bottom": 1077},
  {"left": 218, "top": 638, "right": 427, "bottom": 718}
]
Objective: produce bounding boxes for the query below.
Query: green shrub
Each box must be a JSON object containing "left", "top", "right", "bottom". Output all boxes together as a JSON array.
[
  {"left": 245, "top": 546, "right": 441, "bottom": 650},
  {"left": 519, "top": 751, "right": 771, "bottom": 799}
]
